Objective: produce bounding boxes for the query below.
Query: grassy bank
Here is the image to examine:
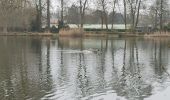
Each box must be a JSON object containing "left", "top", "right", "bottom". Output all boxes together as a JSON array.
[{"left": 1, "top": 31, "right": 170, "bottom": 38}]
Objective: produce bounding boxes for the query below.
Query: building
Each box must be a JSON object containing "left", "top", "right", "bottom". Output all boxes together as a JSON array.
[{"left": 68, "top": 24, "right": 131, "bottom": 31}]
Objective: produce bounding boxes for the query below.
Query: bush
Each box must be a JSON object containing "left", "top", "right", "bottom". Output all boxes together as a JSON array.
[
  {"left": 164, "top": 23, "right": 170, "bottom": 31},
  {"left": 51, "top": 25, "right": 59, "bottom": 33}
]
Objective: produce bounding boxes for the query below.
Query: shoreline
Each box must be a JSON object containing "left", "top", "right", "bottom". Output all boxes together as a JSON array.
[
  {"left": 0, "top": 32, "right": 53, "bottom": 36},
  {"left": 1, "top": 32, "right": 170, "bottom": 38},
  {"left": 144, "top": 32, "right": 170, "bottom": 37}
]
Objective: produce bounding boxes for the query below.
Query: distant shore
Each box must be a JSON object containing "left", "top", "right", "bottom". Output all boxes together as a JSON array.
[
  {"left": 0, "top": 32, "right": 53, "bottom": 36},
  {"left": 86, "top": 31, "right": 170, "bottom": 37},
  {"left": 1, "top": 31, "right": 170, "bottom": 38},
  {"left": 144, "top": 32, "right": 170, "bottom": 37}
]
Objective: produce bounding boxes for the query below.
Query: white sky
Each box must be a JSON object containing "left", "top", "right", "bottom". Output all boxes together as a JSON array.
[
  {"left": 51, "top": 0, "right": 170, "bottom": 13},
  {"left": 51, "top": 0, "right": 123, "bottom": 13},
  {"left": 51, "top": 0, "right": 76, "bottom": 12}
]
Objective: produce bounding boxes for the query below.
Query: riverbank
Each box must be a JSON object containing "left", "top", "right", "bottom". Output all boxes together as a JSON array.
[
  {"left": 1, "top": 31, "right": 170, "bottom": 38},
  {"left": 0, "top": 32, "right": 53, "bottom": 36},
  {"left": 144, "top": 32, "right": 170, "bottom": 37}
]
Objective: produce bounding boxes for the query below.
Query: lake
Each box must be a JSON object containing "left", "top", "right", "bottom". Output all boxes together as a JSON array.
[{"left": 0, "top": 36, "right": 170, "bottom": 100}]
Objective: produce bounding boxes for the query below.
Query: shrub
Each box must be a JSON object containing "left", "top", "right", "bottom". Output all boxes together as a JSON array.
[{"left": 51, "top": 25, "right": 59, "bottom": 33}]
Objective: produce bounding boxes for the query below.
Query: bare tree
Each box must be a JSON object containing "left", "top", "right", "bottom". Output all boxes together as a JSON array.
[
  {"left": 35, "top": 0, "right": 43, "bottom": 31},
  {"left": 123, "top": 0, "right": 127, "bottom": 32},
  {"left": 101, "top": 0, "right": 108, "bottom": 30},
  {"left": 38, "top": 0, "right": 42, "bottom": 31},
  {"left": 61, "top": 0, "right": 64, "bottom": 22},
  {"left": 47, "top": 0, "right": 50, "bottom": 32},
  {"left": 79, "top": 0, "right": 88, "bottom": 28},
  {"left": 111, "top": 0, "right": 117, "bottom": 30},
  {"left": 127, "top": 0, "right": 142, "bottom": 33},
  {"left": 160, "top": 0, "right": 163, "bottom": 32},
  {"left": 0, "top": 0, "right": 34, "bottom": 33},
  {"left": 150, "top": 0, "right": 169, "bottom": 32},
  {"left": 0, "top": 0, "right": 18, "bottom": 32},
  {"left": 67, "top": 5, "right": 80, "bottom": 24},
  {"left": 150, "top": 1, "right": 159, "bottom": 31},
  {"left": 159, "top": 0, "right": 169, "bottom": 32},
  {"left": 97, "top": 0, "right": 109, "bottom": 30}
]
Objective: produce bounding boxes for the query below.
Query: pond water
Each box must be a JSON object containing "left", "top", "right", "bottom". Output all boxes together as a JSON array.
[{"left": 0, "top": 36, "right": 170, "bottom": 100}]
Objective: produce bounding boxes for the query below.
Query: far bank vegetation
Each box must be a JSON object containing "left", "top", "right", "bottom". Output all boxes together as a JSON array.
[{"left": 0, "top": 0, "right": 170, "bottom": 36}]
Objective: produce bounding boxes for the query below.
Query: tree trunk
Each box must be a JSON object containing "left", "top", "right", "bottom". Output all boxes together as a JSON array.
[
  {"left": 104, "top": 13, "right": 108, "bottom": 30},
  {"left": 61, "top": 0, "right": 64, "bottom": 23},
  {"left": 101, "top": 16, "right": 104, "bottom": 29},
  {"left": 36, "top": 0, "right": 42, "bottom": 32},
  {"left": 135, "top": 0, "right": 141, "bottom": 30},
  {"left": 111, "top": 12, "right": 114, "bottom": 29},
  {"left": 123, "top": 0, "right": 127, "bottom": 32},
  {"left": 36, "top": 4, "right": 39, "bottom": 30},
  {"left": 39, "top": 0, "right": 42, "bottom": 31},
  {"left": 79, "top": 0, "right": 88, "bottom": 28},
  {"left": 160, "top": 0, "right": 163, "bottom": 33},
  {"left": 47, "top": 0, "right": 50, "bottom": 32},
  {"left": 79, "top": 0, "right": 83, "bottom": 28},
  {"left": 154, "top": 10, "right": 158, "bottom": 31},
  {"left": 101, "top": 0, "right": 108, "bottom": 30},
  {"left": 80, "top": 14, "right": 84, "bottom": 28},
  {"left": 129, "top": 0, "right": 135, "bottom": 33},
  {"left": 111, "top": 0, "right": 117, "bottom": 30}
]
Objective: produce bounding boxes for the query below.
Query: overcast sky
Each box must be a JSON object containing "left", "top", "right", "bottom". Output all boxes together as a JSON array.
[
  {"left": 51, "top": 0, "right": 75, "bottom": 12},
  {"left": 51, "top": 0, "right": 122, "bottom": 13},
  {"left": 51, "top": 0, "right": 170, "bottom": 13}
]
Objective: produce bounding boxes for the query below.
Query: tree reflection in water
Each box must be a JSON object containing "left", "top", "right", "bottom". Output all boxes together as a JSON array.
[{"left": 0, "top": 37, "right": 170, "bottom": 100}]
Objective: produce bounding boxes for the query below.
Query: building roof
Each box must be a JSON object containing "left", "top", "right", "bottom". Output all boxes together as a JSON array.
[{"left": 68, "top": 24, "right": 131, "bottom": 30}]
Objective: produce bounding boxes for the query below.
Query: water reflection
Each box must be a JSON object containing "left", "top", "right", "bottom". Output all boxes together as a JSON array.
[{"left": 0, "top": 37, "right": 170, "bottom": 100}]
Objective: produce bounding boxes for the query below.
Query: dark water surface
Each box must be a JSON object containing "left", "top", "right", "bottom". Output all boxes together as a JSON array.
[{"left": 0, "top": 37, "right": 170, "bottom": 100}]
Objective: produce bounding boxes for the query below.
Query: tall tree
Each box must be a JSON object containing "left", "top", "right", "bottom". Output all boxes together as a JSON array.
[
  {"left": 67, "top": 5, "right": 79, "bottom": 25},
  {"left": 160, "top": 0, "right": 163, "bottom": 32},
  {"left": 47, "top": 0, "right": 50, "bottom": 32},
  {"left": 35, "top": 0, "right": 42, "bottom": 31},
  {"left": 127, "top": 0, "right": 142, "bottom": 33},
  {"left": 0, "top": 0, "right": 34, "bottom": 33},
  {"left": 150, "top": 1, "right": 159, "bottom": 31},
  {"left": 101, "top": 0, "right": 108, "bottom": 29},
  {"left": 123, "top": 0, "right": 127, "bottom": 32},
  {"left": 135, "top": 0, "right": 142, "bottom": 29},
  {"left": 79, "top": 0, "right": 88, "bottom": 28},
  {"left": 97, "top": 0, "right": 108, "bottom": 29},
  {"left": 111, "top": 0, "right": 117, "bottom": 29},
  {"left": 38, "top": 0, "right": 42, "bottom": 31},
  {"left": 150, "top": 0, "right": 169, "bottom": 32},
  {"left": 61, "top": 0, "right": 64, "bottom": 23}
]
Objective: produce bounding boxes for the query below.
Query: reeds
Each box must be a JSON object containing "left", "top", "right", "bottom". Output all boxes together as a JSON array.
[
  {"left": 144, "top": 32, "right": 170, "bottom": 37},
  {"left": 59, "top": 28, "right": 84, "bottom": 37}
]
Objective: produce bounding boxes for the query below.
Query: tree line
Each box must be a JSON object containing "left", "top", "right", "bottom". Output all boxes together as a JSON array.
[
  {"left": 61, "top": 0, "right": 170, "bottom": 33},
  {"left": 0, "top": 0, "right": 50, "bottom": 33},
  {"left": 0, "top": 0, "right": 169, "bottom": 33}
]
